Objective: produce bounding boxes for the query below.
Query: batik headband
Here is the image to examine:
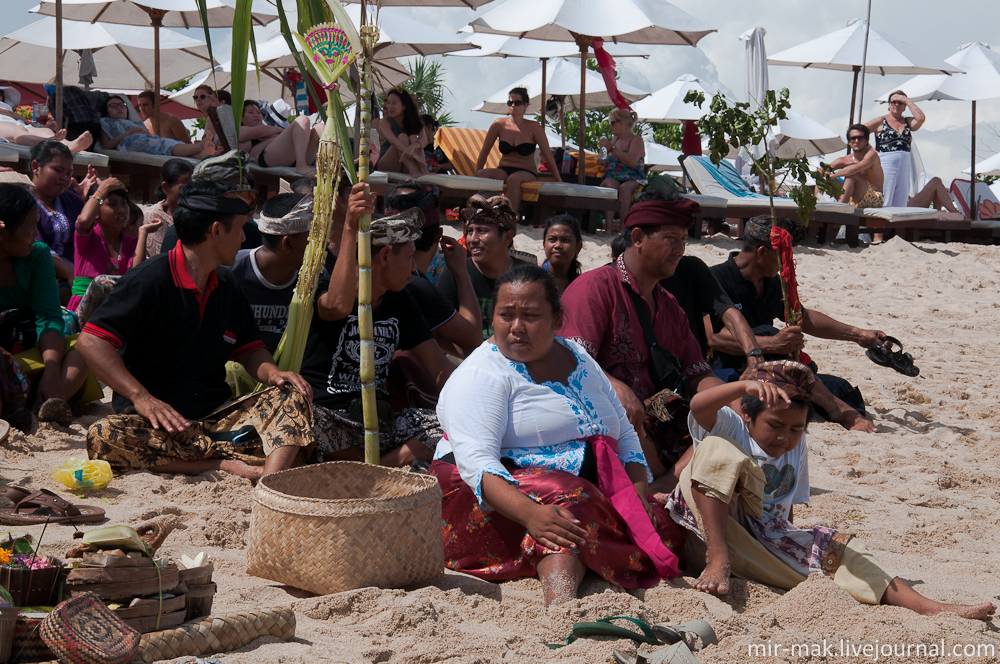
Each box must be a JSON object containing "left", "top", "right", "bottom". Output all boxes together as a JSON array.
[
  {"left": 460, "top": 193, "right": 516, "bottom": 232},
  {"left": 748, "top": 360, "right": 816, "bottom": 401},
  {"left": 257, "top": 194, "right": 313, "bottom": 235},
  {"left": 371, "top": 208, "right": 424, "bottom": 247}
]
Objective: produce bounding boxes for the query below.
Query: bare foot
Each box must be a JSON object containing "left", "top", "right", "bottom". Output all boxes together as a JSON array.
[
  {"left": 65, "top": 131, "right": 92, "bottom": 153},
  {"left": 839, "top": 409, "right": 876, "bottom": 433},
  {"left": 923, "top": 601, "right": 996, "bottom": 621},
  {"left": 694, "top": 546, "right": 731, "bottom": 596},
  {"left": 295, "top": 165, "right": 316, "bottom": 177},
  {"left": 219, "top": 459, "right": 264, "bottom": 481},
  {"left": 54, "top": 128, "right": 67, "bottom": 141}
]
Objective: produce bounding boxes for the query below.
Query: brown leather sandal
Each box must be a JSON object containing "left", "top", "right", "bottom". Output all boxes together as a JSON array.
[{"left": 0, "top": 488, "right": 106, "bottom": 525}]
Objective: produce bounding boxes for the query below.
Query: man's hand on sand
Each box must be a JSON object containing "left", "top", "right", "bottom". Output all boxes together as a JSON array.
[
  {"left": 134, "top": 394, "right": 190, "bottom": 433},
  {"left": 839, "top": 409, "right": 877, "bottom": 433}
]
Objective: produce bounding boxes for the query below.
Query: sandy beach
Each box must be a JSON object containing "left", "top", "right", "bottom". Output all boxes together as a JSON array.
[{"left": 3, "top": 230, "right": 1000, "bottom": 664}]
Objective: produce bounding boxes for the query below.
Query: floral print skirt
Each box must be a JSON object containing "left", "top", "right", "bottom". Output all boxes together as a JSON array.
[{"left": 429, "top": 460, "right": 686, "bottom": 589}]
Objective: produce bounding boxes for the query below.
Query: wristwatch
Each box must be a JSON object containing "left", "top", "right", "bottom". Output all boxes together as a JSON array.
[{"left": 746, "top": 348, "right": 764, "bottom": 359}]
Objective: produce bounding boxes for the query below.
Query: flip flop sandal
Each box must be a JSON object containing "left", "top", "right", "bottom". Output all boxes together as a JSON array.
[
  {"left": 0, "top": 488, "right": 106, "bottom": 525},
  {"left": 546, "top": 616, "right": 660, "bottom": 649},
  {"left": 0, "top": 485, "right": 33, "bottom": 505},
  {"left": 613, "top": 642, "right": 703, "bottom": 664},
  {"left": 866, "top": 336, "right": 919, "bottom": 377},
  {"left": 651, "top": 620, "right": 718, "bottom": 650}
]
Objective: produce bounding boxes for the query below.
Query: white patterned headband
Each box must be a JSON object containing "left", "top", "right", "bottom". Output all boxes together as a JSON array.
[
  {"left": 257, "top": 194, "right": 313, "bottom": 235},
  {"left": 371, "top": 208, "right": 425, "bottom": 247}
]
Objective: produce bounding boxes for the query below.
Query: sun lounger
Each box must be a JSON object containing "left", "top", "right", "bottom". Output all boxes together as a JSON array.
[
  {"left": 434, "top": 127, "right": 500, "bottom": 176},
  {"left": 681, "top": 193, "right": 728, "bottom": 238},
  {"left": 0, "top": 142, "right": 108, "bottom": 175},
  {"left": 949, "top": 179, "right": 1000, "bottom": 220},
  {"left": 520, "top": 181, "right": 619, "bottom": 233}
]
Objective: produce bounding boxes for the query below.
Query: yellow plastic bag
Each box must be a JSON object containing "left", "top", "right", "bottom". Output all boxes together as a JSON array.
[{"left": 51, "top": 457, "right": 113, "bottom": 490}]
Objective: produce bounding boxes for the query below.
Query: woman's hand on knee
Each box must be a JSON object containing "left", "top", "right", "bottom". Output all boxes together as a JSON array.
[{"left": 524, "top": 504, "right": 588, "bottom": 552}]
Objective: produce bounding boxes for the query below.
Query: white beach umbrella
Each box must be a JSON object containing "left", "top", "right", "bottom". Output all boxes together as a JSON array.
[
  {"left": 741, "top": 27, "right": 768, "bottom": 112},
  {"left": 469, "top": 0, "right": 714, "bottom": 182},
  {"left": 966, "top": 152, "right": 1000, "bottom": 177},
  {"left": 474, "top": 58, "right": 647, "bottom": 115},
  {"left": 33, "top": 0, "right": 277, "bottom": 134},
  {"left": 877, "top": 42, "right": 1000, "bottom": 219},
  {"left": 768, "top": 18, "right": 960, "bottom": 126},
  {"left": 644, "top": 140, "right": 682, "bottom": 172},
  {"left": 170, "top": 56, "right": 411, "bottom": 110},
  {"left": 632, "top": 74, "right": 714, "bottom": 123},
  {"left": 0, "top": 17, "right": 212, "bottom": 90},
  {"left": 772, "top": 109, "right": 846, "bottom": 159}
]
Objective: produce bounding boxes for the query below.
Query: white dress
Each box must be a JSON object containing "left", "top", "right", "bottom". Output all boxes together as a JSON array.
[{"left": 434, "top": 337, "right": 648, "bottom": 505}]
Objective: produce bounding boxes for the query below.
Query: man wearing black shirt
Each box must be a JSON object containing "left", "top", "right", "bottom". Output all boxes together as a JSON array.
[
  {"left": 709, "top": 216, "right": 884, "bottom": 432},
  {"left": 79, "top": 180, "right": 315, "bottom": 480},
  {"left": 435, "top": 194, "right": 526, "bottom": 340},
  {"left": 302, "top": 201, "right": 455, "bottom": 468}
]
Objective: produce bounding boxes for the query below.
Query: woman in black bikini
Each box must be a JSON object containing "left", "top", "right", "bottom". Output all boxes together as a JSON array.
[
  {"left": 476, "top": 87, "right": 561, "bottom": 220},
  {"left": 377, "top": 89, "right": 429, "bottom": 177},
  {"left": 238, "top": 100, "right": 324, "bottom": 176}
]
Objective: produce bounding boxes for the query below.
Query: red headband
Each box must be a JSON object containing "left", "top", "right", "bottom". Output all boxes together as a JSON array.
[{"left": 623, "top": 199, "right": 701, "bottom": 229}]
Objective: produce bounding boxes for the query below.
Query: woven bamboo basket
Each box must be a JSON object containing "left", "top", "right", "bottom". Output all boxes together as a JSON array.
[{"left": 246, "top": 461, "right": 443, "bottom": 595}]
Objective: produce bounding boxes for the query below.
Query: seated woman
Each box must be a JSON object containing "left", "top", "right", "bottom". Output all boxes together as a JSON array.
[
  {"left": 476, "top": 87, "right": 561, "bottom": 218},
  {"left": 28, "top": 140, "right": 90, "bottom": 287},
  {"left": 141, "top": 158, "right": 193, "bottom": 256},
  {"left": 0, "top": 183, "right": 89, "bottom": 424},
  {"left": 599, "top": 108, "right": 645, "bottom": 230},
  {"left": 541, "top": 214, "right": 583, "bottom": 293},
  {"left": 430, "top": 265, "right": 686, "bottom": 606},
  {"left": 239, "top": 100, "right": 323, "bottom": 176},
  {"left": 0, "top": 87, "right": 92, "bottom": 153},
  {"left": 99, "top": 96, "right": 208, "bottom": 158},
  {"left": 70, "top": 179, "right": 160, "bottom": 327},
  {"left": 666, "top": 360, "right": 995, "bottom": 620},
  {"left": 376, "top": 89, "right": 428, "bottom": 177}
]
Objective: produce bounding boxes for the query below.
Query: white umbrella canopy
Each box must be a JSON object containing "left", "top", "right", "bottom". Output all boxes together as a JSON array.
[
  {"left": 643, "top": 140, "right": 682, "bottom": 171},
  {"left": 33, "top": 0, "right": 277, "bottom": 28},
  {"left": 632, "top": 74, "right": 715, "bottom": 123},
  {"left": 0, "top": 17, "right": 212, "bottom": 89},
  {"left": 768, "top": 19, "right": 959, "bottom": 76},
  {"left": 876, "top": 42, "right": 1000, "bottom": 103},
  {"left": 450, "top": 31, "right": 649, "bottom": 59},
  {"left": 772, "top": 109, "right": 846, "bottom": 158},
  {"left": 741, "top": 27, "right": 768, "bottom": 111},
  {"left": 474, "top": 57, "right": 647, "bottom": 115},
  {"left": 340, "top": 0, "right": 492, "bottom": 8},
  {"left": 169, "top": 56, "right": 411, "bottom": 110},
  {"left": 768, "top": 18, "right": 960, "bottom": 125},
  {"left": 469, "top": 0, "right": 715, "bottom": 46},
  {"left": 876, "top": 42, "right": 1000, "bottom": 219},
  {"left": 965, "top": 152, "right": 1000, "bottom": 177}
]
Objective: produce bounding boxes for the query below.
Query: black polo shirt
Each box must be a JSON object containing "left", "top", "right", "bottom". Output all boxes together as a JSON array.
[
  {"left": 710, "top": 251, "right": 784, "bottom": 369},
  {"left": 660, "top": 255, "right": 736, "bottom": 356},
  {"left": 83, "top": 245, "right": 265, "bottom": 420},
  {"left": 436, "top": 256, "right": 528, "bottom": 340}
]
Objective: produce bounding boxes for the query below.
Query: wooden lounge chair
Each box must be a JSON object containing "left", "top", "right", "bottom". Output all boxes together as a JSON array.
[
  {"left": 949, "top": 179, "right": 1000, "bottom": 221},
  {"left": 0, "top": 142, "right": 109, "bottom": 178}
]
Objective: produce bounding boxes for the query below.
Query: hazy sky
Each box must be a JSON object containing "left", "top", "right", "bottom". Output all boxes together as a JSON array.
[{"left": 7, "top": 0, "right": 1000, "bottom": 181}]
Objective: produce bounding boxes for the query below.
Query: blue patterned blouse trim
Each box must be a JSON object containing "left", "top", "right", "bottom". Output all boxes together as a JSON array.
[{"left": 473, "top": 466, "right": 519, "bottom": 509}]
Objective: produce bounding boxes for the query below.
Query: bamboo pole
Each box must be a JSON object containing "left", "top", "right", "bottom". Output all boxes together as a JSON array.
[
  {"left": 147, "top": 8, "right": 167, "bottom": 138},
  {"left": 358, "top": 22, "right": 379, "bottom": 465}
]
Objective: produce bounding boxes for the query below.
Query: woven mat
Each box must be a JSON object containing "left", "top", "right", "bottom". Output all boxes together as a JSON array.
[{"left": 133, "top": 608, "right": 295, "bottom": 663}]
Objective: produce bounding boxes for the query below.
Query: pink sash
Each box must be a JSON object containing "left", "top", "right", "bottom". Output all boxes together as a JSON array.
[{"left": 586, "top": 434, "right": 681, "bottom": 578}]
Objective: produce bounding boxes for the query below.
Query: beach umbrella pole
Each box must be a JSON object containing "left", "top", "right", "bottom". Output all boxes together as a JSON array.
[
  {"left": 574, "top": 34, "right": 592, "bottom": 185},
  {"left": 540, "top": 58, "right": 547, "bottom": 131},
  {"left": 856, "top": 2, "right": 873, "bottom": 124},
  {"left": 55, "top": 0, "right": 63, "bottom": 128},
  {"left": 147, "top": 8, "right": 167, "bottom": 137},
  {"left": 971, "top": 100, "right": 977, "bottom": 221}
]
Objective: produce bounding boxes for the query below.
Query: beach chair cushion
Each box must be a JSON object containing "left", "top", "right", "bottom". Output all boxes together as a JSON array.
[
  {"left": 418, "top": 173, "right": 504, "bottom": 192},
  {"left": 858, "top": 206, "right": 937, "bottom": 222},
  {"left": 681, "top": 193, "right": 728, "bottom": 213},
  {"left": 536, "top": 182, "right": 617, "bottom": 200},
  {"left": 0, "top": 142, "right": 108, "bottom": 168}
]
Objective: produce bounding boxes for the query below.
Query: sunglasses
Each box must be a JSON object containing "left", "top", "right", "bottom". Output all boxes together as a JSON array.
[
  {"left": 107, "top": 103, "right": 126, "bottom": 110},
  {"left": 223, "top": 188, "right": 259, "bottom": 211},
  {"left": 848, "top": 135, "right": 866, "bottom": 142},
  {"left": 506, "top": 100, "right": 527, "bottom": 107},
  {"left": 192, "top": 94, "right": 210, "bottom": 101},
  {"left": 888, "top": 100, "right": 905, "bottom": 106}
]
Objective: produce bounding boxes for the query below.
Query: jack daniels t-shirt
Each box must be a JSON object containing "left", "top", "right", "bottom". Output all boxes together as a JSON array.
[{"left": 299, "top": 276, "right": 433, "bottom": 410}]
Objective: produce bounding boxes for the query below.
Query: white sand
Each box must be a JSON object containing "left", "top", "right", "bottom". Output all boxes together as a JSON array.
[{"left": 3, "top": 233, "right": 1000, "bottom": 663}]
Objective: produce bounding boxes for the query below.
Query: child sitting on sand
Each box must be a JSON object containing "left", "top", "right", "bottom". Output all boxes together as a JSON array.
[{"left": 664, "top": 360, "right": 995, "bottom": 620}]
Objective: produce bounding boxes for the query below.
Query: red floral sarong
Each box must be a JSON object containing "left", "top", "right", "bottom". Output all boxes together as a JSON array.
[{"left": 429, "top": 460, "right": 686, "bottom": 589}]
